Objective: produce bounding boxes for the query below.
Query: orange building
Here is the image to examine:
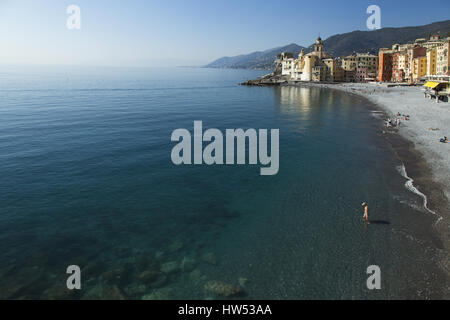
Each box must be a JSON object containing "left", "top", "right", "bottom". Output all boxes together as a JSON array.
[{"left": 378, "top": 49, "right": 392, "bottom": 82}]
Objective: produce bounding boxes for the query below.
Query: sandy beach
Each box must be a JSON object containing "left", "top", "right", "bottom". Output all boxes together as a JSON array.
[
  {"left": 330, "top": 83, "right": 449, "bottom": 200},
  {"left": 287, "top": 82, "right": 449, "bottom": 201}
]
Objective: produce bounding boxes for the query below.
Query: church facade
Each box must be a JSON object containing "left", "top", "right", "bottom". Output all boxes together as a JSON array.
[{"left": 279, "top": 37, "right": 344, "bottom": 82}]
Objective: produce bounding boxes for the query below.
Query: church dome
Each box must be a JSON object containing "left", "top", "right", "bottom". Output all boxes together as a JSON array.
[{"left": 316, "top": 37, "right": 322, "bottom": 44}]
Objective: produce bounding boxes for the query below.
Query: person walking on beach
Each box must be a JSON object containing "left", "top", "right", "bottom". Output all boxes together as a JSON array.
[{"left": 362, "top": 202, "right": 369, "bottom": 221}]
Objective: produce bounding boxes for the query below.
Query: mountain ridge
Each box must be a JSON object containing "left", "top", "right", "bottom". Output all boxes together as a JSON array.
[
  {"left": 205, "top": 43, "right": 305, "bottom": 70},
  {"left": 205, "top": 20, "right": 450, "bottom": 70}
]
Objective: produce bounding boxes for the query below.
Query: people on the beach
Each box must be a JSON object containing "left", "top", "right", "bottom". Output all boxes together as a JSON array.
[
  {"left": 386, "top": 118, "right": 392, "bottom": 127},
  {"left": 386, "top": 117, "right": 401, "bottom": 128},
  {"left": 362, "top": 202, "right": 369, "bottom": 221}
]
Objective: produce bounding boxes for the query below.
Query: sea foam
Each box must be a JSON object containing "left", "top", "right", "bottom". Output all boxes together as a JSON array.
[{"left": 397, "top": 163, "right": 442, "bottom": 224}]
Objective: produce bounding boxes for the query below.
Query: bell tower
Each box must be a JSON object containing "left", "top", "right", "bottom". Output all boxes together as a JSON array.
[
  {"left": 314, "top": 37, "right": 324, "bottom": 59},
  {"left": 298, "top": 49, "right": 305, "bottom": 59}
]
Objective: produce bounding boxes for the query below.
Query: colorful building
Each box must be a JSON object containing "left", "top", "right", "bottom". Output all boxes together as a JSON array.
[
  {"left": 391, "top": 52, "right": 404, "bottom": 82},
  {"left": 280, "top": 37, "right": 344, "bottom": 82},
  {"left": 436, "top": 40, "right": 449, "bottom": 76},
  {"left": 280, "top": 35, "right": 449, "bottom": 84},
  {"left": 378, "top": 48, "right": 392, "bottom": 82},
  {"left": 376, "top": 36, "right": 449, "bottom": 83},
  {"left": 426, "top": 47, "right": 437, "bottom": 76},
  {"left": 406, "top": 46, "right": 427, "bottom": 82},
  {"left": 341, "top": 53, "right": 378, "bottom": 82},
  {"left": 412, "top": 56, "right": 427, "bottom": 81}
]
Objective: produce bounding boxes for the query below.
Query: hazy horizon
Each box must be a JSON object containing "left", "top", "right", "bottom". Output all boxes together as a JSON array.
[{"left": 1, "top": 0, "right": 449, "bottom": 68}]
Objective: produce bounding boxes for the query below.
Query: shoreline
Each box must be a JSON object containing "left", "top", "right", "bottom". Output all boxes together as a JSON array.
[
  {"left": 286, "top": 82, "right": 450, "bottom": 296},
  {"left": 291, "top": 82, "right": 450, "bottom": 203}
]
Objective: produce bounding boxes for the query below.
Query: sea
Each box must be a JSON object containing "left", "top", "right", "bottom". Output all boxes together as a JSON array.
[{"left": 0, "top": 66, "right": 447, "bottom": 299}]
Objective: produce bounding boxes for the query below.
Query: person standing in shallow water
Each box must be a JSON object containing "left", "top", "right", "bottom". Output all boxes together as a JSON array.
[{"left": 362, "top": 202, "right": 369, "bottom": 221}]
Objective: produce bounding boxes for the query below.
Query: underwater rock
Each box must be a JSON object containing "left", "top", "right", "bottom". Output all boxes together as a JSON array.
[
  {"left": 101, "top": 268, "right": 124, "bottom": 284},
  {"left": 168, "top": 241, "right": 184, "bottom": 253},
  {"left": 135, "top": 254, "right": 158, "bottom": 273},
  {"left": 41, "top": 284, "right": 79, "bottom": 300},
  {"left": 83, "top": 261, "right": 104, "bottom": 276},
  {"left": 138, "top": 270, "right": 167, "bottom": 288},
  {"left": 114, "top": 247, "right": 132, "bottom": 259},
  {"left": 0, "top": 280, "right": 29, "bottom": 299},
  {"left": 189, "top": 269, "right": 207, "bottom": 282},
  {"left": 135, "top": 257, "right": 149, "bottom": 272},
  {"left": 160, "top": 261, "right": 180, "bottom": 274},
  {"left": 103, "top": 285, "right": 126, "bottom": 300},
  {"left": 0, "top": 264, "right": 17, "bottom": 285},
  {"left": 142, "top": 288, "right": 172, "bottom": 300},
  {"left": 139, "top": 270, "right": 158, "bottom": 281},
  {"left": 181, "top": 257, "right": 196, "bottom": 272},
  {"left": 0, "top": 267, "right": 45, "bottom": 299},
  {"left": 82, "top": 284, "right": 126, "bottom": 300},
  {"left": 28, "top": 251, "right": 50, "bottom": 266},
  {"left": 154, "top": 251, "right": 165, "bottom": 260},
  {"left": 204, "top": 281, "right": 243, "bottom": 297},
  {"left": 201, "top": 253, "right": 218, "bottom": 265},
  {"left": 238, "top": 277, "right": 248, "bottom": 288},
  {"left": 123, "top": 283, "right": 147, "bottom": 297},
  {"left": 101, "top": 261, "right": 134, "bottom": 285},
  {"left": 81, "top": 285, "right": 103, "bottom": 300}
]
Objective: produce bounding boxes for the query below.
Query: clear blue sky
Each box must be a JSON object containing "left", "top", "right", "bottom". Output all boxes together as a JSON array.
[{"left": 0, "top": 0, "right": 449, "bottom": 67}]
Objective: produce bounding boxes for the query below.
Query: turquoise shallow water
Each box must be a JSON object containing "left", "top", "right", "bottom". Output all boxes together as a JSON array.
[{"left": 0, "top": 66, "right": 446, "bottom": 299}]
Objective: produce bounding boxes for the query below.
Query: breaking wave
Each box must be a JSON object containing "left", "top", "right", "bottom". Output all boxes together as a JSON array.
[{"left": 397, "top": 163, "right": 442, "bottom": 224}]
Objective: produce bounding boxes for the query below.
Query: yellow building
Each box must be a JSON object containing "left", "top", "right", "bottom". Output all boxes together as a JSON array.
[
  {"left": 341, "top": 53, "right": 378, "bottom": 74},
  {"left": 412, "top": 56, "right": 427, "bottom": 81},
  {"left": 324, "top": 58, "right": 345, "bottom": 82},
  {"left": 426, "top": 48, "right": 437, "bottom": 76}
]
